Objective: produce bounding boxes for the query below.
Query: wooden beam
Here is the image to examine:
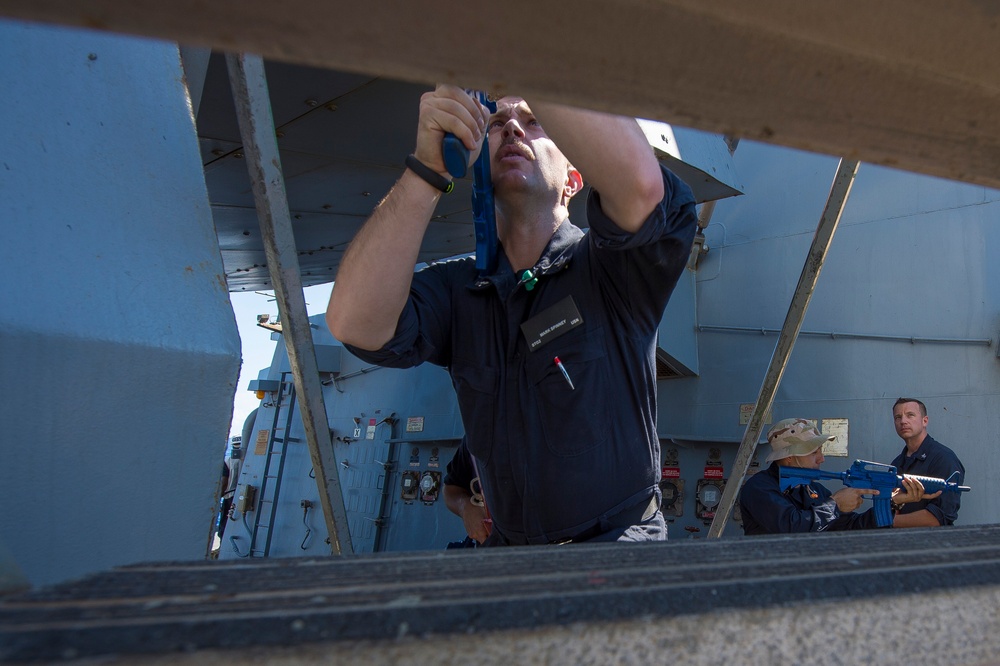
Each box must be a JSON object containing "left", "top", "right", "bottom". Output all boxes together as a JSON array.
[
  {"left": 225, "top": 52, "right": 354, "bottom": 556},
  {"left": 5, "top": 525, "right": 1000, "bottom": 662},
  {"left": 2, "top": 1, "right": 998, "bottom": 188}
]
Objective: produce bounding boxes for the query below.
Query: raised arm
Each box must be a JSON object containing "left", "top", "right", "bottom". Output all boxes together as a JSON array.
[
  {"left": 528, "top": 100, "right": 665, "bottom": 233},
  {"left": 326, "top": 86, "right": 489, "bottom": 350}
]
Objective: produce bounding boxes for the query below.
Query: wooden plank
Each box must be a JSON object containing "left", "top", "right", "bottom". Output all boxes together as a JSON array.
[
  {"left": 4, "top": 525, "right": 1000, "bottom": 663},
  {"left": 224, "top": 52, "right": 354, "bottom": 555},
  {"left": 0, "top": 1, "right": 998, "bottom": 189}
]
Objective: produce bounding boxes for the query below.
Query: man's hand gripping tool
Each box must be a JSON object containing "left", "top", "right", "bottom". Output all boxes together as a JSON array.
[{"left": 442, "top": 91, "right": 498, "bottom": 277}]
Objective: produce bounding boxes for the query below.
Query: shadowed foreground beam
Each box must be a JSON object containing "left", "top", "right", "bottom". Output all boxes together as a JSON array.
[
  {"left": 0, "top": 1, "right": 998, "bottom": 189},
  {"left": 3, "top": 525, "right": 1000, "bottom": 663}
]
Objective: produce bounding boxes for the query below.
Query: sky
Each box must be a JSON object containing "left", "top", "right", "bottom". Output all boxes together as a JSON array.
[{"left": 227, "top": 283, "right": 333, "bottom": 440}]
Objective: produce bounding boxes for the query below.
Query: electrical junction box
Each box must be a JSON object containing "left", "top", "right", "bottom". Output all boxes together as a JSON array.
[
  {"left": 400, "top": 471, "right": 419, "bottom": 502},
  {"left": 236, "top": 484, "right": 257, "bottom": 514},
  {"left": 696, "top": 478, "right": 725, "bottom": 524},
  {"left": 660, "top": 447, "right": 684, "bottom": 519},
  {"left": 420, "top": 471, "right": 441, "bottom": 504},
  {"left": 660, "top": 478, "right": 685, "bottom": 519}
]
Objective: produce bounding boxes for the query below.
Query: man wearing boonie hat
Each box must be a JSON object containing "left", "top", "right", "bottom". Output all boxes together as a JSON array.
[{"left": 739, "top": 418, "right": 937, "bottom": 535}]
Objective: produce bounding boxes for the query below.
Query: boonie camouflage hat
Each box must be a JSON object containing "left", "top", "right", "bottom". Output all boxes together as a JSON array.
[{"left": 765, "top": 418, "right": 834, "bottom": 463}]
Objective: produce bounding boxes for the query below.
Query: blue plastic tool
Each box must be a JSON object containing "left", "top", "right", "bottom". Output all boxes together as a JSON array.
[{"left": 442, "top": 91, "right": 498, "bottom": 276}]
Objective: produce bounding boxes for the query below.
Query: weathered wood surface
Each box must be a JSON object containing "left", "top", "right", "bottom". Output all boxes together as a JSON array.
[
  {"left": 3, "top": 525, "right": 1000, "bottom": 663},
  {"left": 0, "top": 1, "right": 998, "bottom": 189}
]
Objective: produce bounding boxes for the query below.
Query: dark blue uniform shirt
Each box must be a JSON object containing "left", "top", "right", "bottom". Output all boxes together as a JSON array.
[
  {"left": 346, "top": 165, "right": 696, "bottom": 544},
  {"left": 739, "top": 462, "right": 882, "bottom": 535},
  {"left": 890, "top": 435, "right": 964, "bottom": 525},
  {"left": 443, "top": 439, "right": 474, "bottom": 491}
]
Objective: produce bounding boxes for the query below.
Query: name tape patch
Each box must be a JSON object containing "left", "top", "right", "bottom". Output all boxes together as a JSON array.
[{"left": 520, "top": 295, "right": 583, "bottom": 351}]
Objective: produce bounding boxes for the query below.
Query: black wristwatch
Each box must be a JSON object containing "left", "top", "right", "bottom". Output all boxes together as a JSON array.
[{"left": 405, "top": 154, "right": 454, "bottom": 194}]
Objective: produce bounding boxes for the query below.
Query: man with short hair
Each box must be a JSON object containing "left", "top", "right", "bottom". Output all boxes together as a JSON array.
[
  {"left": 327, "top": 85, "right": 697, "bottom": 544},
  {"left": 739, "top": 418, "right": 934, "bottom": 535},
  {"left": 890, "top": 398, "right": 965, "bottom": 526}
]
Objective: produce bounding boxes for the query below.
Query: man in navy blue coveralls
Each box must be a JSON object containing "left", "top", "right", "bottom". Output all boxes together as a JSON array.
[
  {"left": 327, "top": 85, "right": 697, "bottom": 545},
  {"left": 890, "top": 398, "right": 965, "bottom": 527}
]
